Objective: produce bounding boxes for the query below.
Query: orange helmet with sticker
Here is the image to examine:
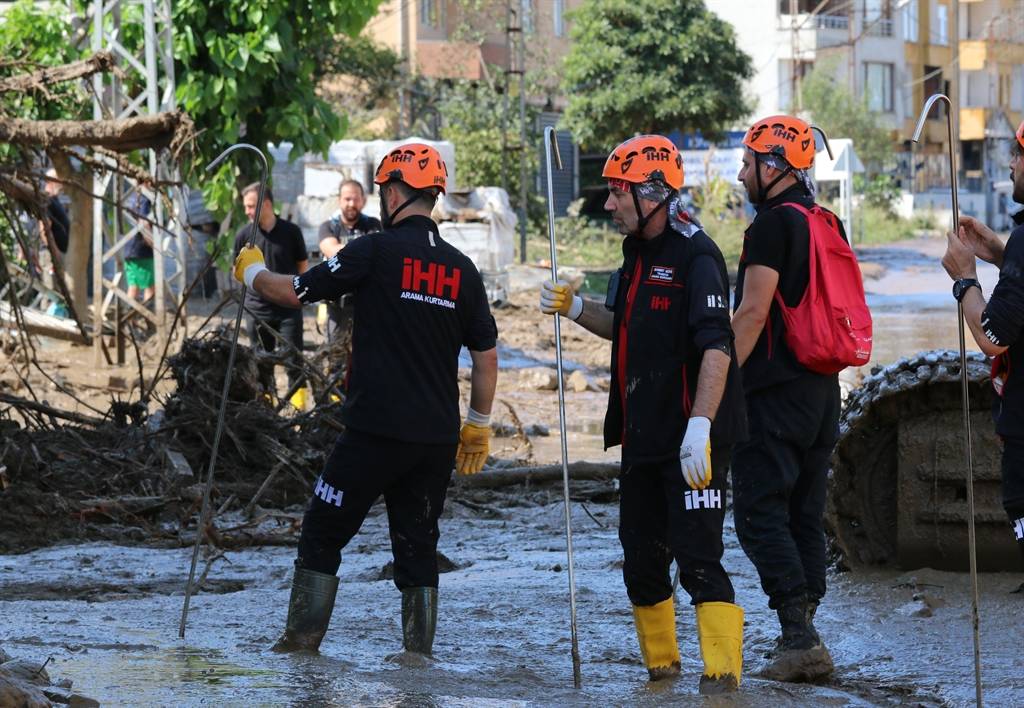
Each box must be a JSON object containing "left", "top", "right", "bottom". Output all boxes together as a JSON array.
[
  {"left": 1016, "top": 120, "right": 1024, "bottom": 152},
  {"left": 742, "top": 115, "right": 816, "bottom": 170},
  {"left": 373, "top": 143, "right": 448, "bottom": 193},
  {"left": 601, "top": 135, "right": 684, "bottom": 191}
]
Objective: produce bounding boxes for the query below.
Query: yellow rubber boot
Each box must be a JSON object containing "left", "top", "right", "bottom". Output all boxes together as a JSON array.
[
  {"left": 289, "top": 386, "right": 309, "bottom": 411},
  {"left": 695, "top": 601, "right": 744, "bottom": 694},
  {"left": 632, "top": 598, "right": 681, "bottom": 681}
]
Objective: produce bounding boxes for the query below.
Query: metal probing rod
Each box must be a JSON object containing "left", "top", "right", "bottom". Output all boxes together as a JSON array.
[
  {"left": 544, "top": 126, "right": 582, "bottom": 689},
  {"left": 179, "top": 143, "right": 269, "bottom": 639},
  {"left": 913, "top": 94, "right": 983, "bottom": 708}
]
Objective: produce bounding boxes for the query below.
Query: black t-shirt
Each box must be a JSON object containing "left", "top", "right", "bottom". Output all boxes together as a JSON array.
[
  {"left": 734, "top": 186, "right": 848, "bottom": 393},
  {"left": 317, "top": 212, "right": 381, "bottom": 247},
  {"left": 47, "top": 197, "right": 69, "bottom": 253},
  {"left": 124, "top": 193, "right": 153, "bottom": 260},
  {"left": 981, "top": 213, "right": 1024, "bottom": 437},
  {"left": 234, "top": 216, "right": 307, "bottom": 319},
  {"left": 293, "top": 214, "right": 497, "bottom": 445}
]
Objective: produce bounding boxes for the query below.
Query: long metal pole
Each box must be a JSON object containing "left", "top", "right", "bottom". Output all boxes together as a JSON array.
[
  {"left": 179, "top": 143, "right": 269, "bottom": 639},
  {"left": 913, "top": 94, "right": 983, "bottom": 708},
  {"left": 544, "top": 126, "right": 581, "bottom": 688}
]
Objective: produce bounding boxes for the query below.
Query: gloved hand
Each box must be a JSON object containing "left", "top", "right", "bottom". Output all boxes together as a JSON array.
[
  {"left": 539, "top": 280, "right": 583, "bottom": 320},
  {"left": 456, "top": 422, "right": 489, "bottom": 475},
  {"left": 233, "top": 244, "right": 267, "bottom": 288},
  {"left": 679, "top": 416, "right": 712, "bottom": 490}
]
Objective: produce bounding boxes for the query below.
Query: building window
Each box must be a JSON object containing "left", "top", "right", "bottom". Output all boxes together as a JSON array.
[
  {"left": 864, "top": 0, "right": 893, "bottom": 37},
  {"left": 865, "top": 62, "right": 894, "bottom": 112},
  {"left": 420, "top": 0, "right": 442, "bottom": 29},
  {"left": 553, "top": 0, "right": 564, "bottom": 37},
  {"left": 933, "top": 2, "right": 948, "bottom": 45},
  {"left": 901, "top": 0, "right": 918, "bottom": 42},
  {"left": 521, "top": 0, "right": 534, "bottom": 34}
]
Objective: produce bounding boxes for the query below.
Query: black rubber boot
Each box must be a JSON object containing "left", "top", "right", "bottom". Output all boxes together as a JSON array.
[
  {"left": 271, "top": 567, "right": 339, "bottom": 653},
  {"left": 760, "top": 601, "right": 834, "bottom": 682},
  {"left": 401, "top": 587, "right": 438, "bottom": 655}
]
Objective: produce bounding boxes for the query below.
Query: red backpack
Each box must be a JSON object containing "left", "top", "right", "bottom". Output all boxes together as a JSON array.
[{"left": 772, "top": 202, "right": 873, "bottom": 374}]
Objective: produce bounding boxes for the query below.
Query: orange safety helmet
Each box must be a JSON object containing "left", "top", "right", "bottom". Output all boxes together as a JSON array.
[
  {"left": 1016, "top": 120, "right": 1024, "bottom": 152},
  {"left": 602, "top": 135, "right": 684, "bottom": 191},
  {"left": 373, "top": 142, "right": 448, "bottom": 193},
  {"left": 742, "top": 115, "right": 816, "bottom": 170}
]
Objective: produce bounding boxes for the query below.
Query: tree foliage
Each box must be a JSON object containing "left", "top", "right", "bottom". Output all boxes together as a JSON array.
[
  {"left": 799, "top": 59, "right": 893, "bottom": 171},
  {"left": 172, "top": 0, "right": 382, "bottom": 214},
  {"left": 560, "top": 0, "right": 753, "bottom": 151}
]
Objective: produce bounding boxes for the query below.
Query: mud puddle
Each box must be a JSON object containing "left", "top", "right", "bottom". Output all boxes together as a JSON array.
[{"left": 3, "top": 497, "right": 1022, "bottom": 706}]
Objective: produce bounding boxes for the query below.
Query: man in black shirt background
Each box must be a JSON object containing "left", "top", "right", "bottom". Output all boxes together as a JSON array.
[
  {"left": 232, "top": 143, "right": 498, "bottom": 659},
  {"left": 731, "top": 115, "right": 845, "bottom": 682},
  {"left": 233, "top": 183, "right": 309, "bottom": 409},
  {"left": 942, "top": 119, "right": 1024, "bottom": 571},
  {"left": 317, "top": 179, "right": 381, "bottom": 363},
  {"left": 540, "top": 135, "right": 747, "bottom": 694}
]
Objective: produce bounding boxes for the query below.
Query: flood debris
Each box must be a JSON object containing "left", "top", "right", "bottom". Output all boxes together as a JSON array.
[{"left": 0, "top": 650, "right": 99, "bottom": 707}]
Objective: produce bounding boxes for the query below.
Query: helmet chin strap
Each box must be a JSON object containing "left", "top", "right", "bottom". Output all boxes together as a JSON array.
[
  {"left": 380, "top": 183, "right": 424, "bottom": 229},
  {"left": 632, "top": 188, "right": 672, "bottom": 236},
  {"left": 753, "top": 153, "right": 794, "bottom": 204}
]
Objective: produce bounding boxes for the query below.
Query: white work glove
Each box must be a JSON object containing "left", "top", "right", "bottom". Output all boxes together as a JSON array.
[
  {"left": 539, "top": 280, "right": 583, "bottom": 320},
  {"left": 679, "top": 416, "right": 712, "bottom": 491}
]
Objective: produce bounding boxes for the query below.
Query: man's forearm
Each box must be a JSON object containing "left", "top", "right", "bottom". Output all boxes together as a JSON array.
[
  {"left": 961, "top": 287, "right": 1008, "bottom": 357},
  {"left": 690, "top": 348, "right": 730, "bottom": 421},
  {"left": 252, "top": 271, "right": 303, "bottom": 309},
  {"left": 469, "top": 347, "right": 498, "bottom": 415},
  {"left": 574, "top": 298, "right": 614, "bottom": 340},
  {"left": 731, "top": 305, "right": 766, "bottom": 367}
]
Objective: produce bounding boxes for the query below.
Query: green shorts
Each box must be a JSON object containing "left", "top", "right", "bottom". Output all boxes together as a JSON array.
[{"left": 124, "top": 258, "right": 155, "bottom": 289}]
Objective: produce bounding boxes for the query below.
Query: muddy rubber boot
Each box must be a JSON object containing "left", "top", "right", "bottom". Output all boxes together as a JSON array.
[
  {"left": 401, "top": 587, "right": 438, "bottom": 655},
  {"left": 271, "top": 567, "right": 339, "bottom": 653},
  {"left": 696, "top": 602, "right": 743, "bottom": 695},
  {"left": 632, "top": 598, "right": 681, "bottom": 681},
  {"left": 760, "top": 601, "right": 834, "bottom": 682}
]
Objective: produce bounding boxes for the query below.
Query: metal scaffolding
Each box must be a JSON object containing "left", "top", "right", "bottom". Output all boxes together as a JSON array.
[{"left": 89, "top": 0, "right": 186, "bottom": 364}]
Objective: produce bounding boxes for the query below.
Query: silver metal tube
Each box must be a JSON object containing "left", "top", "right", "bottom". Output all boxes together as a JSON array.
[
  {"left": 544, "top": 126, "right": 582, "bottom": 688},
  {"left": 179, "top": 143, "right": 269, "bottom": 639},
  {"left": 913, "top": 93, "right": 983, "bottom": 708}
]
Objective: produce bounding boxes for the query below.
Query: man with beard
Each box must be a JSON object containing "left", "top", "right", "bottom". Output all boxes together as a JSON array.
[
  {"left": 539, "top": 135, "right": 747, "bottom": 694},
  {"left": 730, "top": 115, "right": 846, "bottom": 682},
  {"left": 941, "top": 119, "right": 1024, "bottom": 574},
  {"left": 317, "top": 179, "right": 381, "bottom": 346}
]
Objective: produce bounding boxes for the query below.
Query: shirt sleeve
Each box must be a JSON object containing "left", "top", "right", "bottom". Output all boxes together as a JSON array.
[
  {"left": 292, "top": 230, "right": 373, "bottom": 304},
  {"left": 232, "top": 227, "right": 246, "bottom": 258},
  {"left": 981, "top": 241, "right": 1024, "bottom": 348},
  {"left": 688, "top": 253, "right": 732, "bottom": 354},
  {"left": 463, "top": 268, "right": 498, "bottom": 351},
  {"left": 743, "top": 209, "right": 788, "bottom": 273},
  {"left": 317, "top": 220, "right": 335, "bottom": 245}
]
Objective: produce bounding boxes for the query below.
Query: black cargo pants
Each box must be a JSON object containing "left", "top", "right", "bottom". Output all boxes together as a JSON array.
[
  {"left": 296, "top": 428, "right": 456, "bottom": 590},
  {"left": 731, "top": 375, "right": 840, "bottom": 610},
  {"left": 1001, "top": 435, "right": 1024, "bottom": 561},
  {"left": 247, "top": 311, "right": 304, "bottom": 392},
  {"left": 619, "top": 447, "right": 735, "bottom": 607}
]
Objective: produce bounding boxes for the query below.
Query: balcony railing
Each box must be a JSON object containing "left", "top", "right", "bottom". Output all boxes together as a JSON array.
[
  {"left": 814, "top": 14, "right": 849, "bottom": 30},
  {"left": 866, "top": 18, "right": 894, "bottom": 38}
]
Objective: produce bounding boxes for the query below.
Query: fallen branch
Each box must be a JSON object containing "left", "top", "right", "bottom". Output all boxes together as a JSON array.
[
  {"left": 0, "top": 51, "right": 116, "bottom": 94},
  {"left": 456, "top": 461, "right": 620, "bottom": 489},
  {"left": 0, "top": 111, "right": 189, "bottom": 153},
  {"left": 0, "top": 393, "right": 105, "bottom": 427}
]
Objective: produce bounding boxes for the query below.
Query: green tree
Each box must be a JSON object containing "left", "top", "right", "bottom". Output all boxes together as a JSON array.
[
  {"left": 172, "top": 0, "right": 383, "bottom": 214},
  {"left": 560, "top": 0, "right": 754, "bottom": 151},
  {"left": 799, "top": 58, "right": 893, "bottom": 171}
]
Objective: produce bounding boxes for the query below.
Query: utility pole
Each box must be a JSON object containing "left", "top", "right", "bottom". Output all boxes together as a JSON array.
[
  {"left": 505, "top": 2, "right": 527, "bottom": 263},
  {"left": 790, "top": 0, "right": 800, "bottom": 111},
  {"left": 847, "top": 2, "right": 856, "bottom": 96}
]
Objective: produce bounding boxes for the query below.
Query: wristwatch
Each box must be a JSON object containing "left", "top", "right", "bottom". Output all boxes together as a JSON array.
[{"left": 952, "top": 278, "right": 981, "bottom": 302}]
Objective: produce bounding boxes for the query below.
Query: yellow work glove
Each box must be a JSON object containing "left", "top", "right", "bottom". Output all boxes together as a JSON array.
[
  {"left": 680, "top": 416, "right": 712, "bottom": 490},
  {"left": 233, "top": 244, "right": 267, "bottom": 288},
  {"left": 539, "top": 280, "right": 583, "bottom": 320},
  {"left": 456, "top": 409, "right": 490, "bottom": 475}
]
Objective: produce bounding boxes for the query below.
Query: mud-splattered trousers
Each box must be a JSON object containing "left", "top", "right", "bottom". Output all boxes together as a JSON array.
[
  {"left": 731, "top": 374, "right": 840, "bottom": 610},
  {"left": 296, "top": 429, "right": 456, "bottom": 589},
  {"left": 619, "top": 447, "right": 735, "bottom": 606}
]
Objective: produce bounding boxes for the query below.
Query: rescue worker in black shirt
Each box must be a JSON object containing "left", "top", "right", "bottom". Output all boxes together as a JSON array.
[
  {"left": 942, "top": 119, "right": 1024, "bottom": 571},
  {"left": 539, "top": 135, "right": 747, "bottom": 694},
  {"left": 317, "top": 179, "right": 381, "bottom": 346},
  {"left": 233, "top": 183, "right": 310, "bottom": 409},
  {"left": 730, "top": 115, "right": 844, "bottom": 682},
  {"left": 232, "top": 143, "right": 498, "bottom": 658}
]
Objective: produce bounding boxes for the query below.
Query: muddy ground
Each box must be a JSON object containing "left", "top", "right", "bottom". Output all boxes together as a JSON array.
[{"left": 2, "top": 236, "right": 1022, "bottom": 705}]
